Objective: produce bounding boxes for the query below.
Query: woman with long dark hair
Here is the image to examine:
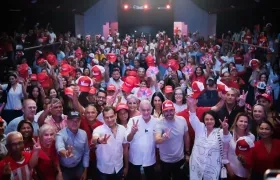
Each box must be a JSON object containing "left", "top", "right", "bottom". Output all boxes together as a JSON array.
[
  {"left": 151, "top": 92, "right": 165, "bottom": 119},
  {"left": 17, "top": 120, "right": 36, "bottom": 152},
  {"left": 27, "top": 85, "right": 46, "bottom": 112}
]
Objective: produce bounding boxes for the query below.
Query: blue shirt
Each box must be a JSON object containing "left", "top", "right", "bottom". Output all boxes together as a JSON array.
[{"left": 55, "top": 128, "right": 90, "bottom": 168}]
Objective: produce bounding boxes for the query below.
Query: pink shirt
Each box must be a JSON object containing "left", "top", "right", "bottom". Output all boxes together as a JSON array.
[{"left": 44, "top": 114, "right": 68, "bottom": 133}]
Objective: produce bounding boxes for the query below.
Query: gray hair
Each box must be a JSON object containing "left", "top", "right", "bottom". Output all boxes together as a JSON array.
[
  {"left": 139, "top": 100, "right": 152, "bottom": 110},
  {"left": 127, "top": 95, "right": 139, "bottom": 103},
  {"left": 39, "top": 124, "right": 55, "bottom": 138}
]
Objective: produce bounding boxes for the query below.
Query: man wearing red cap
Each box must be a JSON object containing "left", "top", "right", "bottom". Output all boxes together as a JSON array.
[
  {"left": 126, "top": 100, "right": 159, "bottom": 180},
  {"left": 155, "top": 100, "right": 190, "bottom": 180}
]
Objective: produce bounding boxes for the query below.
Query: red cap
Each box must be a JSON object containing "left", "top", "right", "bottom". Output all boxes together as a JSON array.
[
  {"left": 30, "top": 74, "right": 37, "bottom": 81},
  {"left": 191, "top": 81, "right": 205, "bottom": 99},
  {"left": 164, "top": 85, "right": 173, "bottom": 94},
  {"left": 60, "top": 64, "right": 72, "bottom": 76},
  {"left": 107, "top": 84, "right": 116, "bottom": 91},
  {"left": 168, "top": 59, "right": 179, "bottom": 71},
  {"left": 106, "top": 53, "right": 117, "bottom": 63},
  {"left": 17, "top": 63, "right": 29, "bottom": 79},
  {"left": 162, "top": 100, "right": 175, "bottom": 111},
  {"left": 76, "top": 76, "right": 93, "bottom": 92},
  {"left": 91, "top": 65, "right": 105, "bottom": 82},
  {"left": 256, "top": 93, "right": 272, "bottom": 103},
  {"left": 127, "top": 70, "right": 138, "bottom": 77},
  {"left": 46, "top": 53, "right": 58, "bottom": 66},
  {"left": 37, "top": 72, "right": 50, "bottom": 88},
  {"left": 145, "top": 55, "right": 155, "bottom": 67},
  {"left": 89, "top": 87, "right": 97, "bottom": 95},
  {"left": 249, "top": 59, "right": 260, "bottom": 70},
  {"left": 64, "top": 87, "right": 73, "bottom": 96},
  {"left": 121, "top": 76, "right": 136, "bottom": 93},
  {"left": 217, "top": 80, "right": 231, "bottom": 94},
  {"left": 116, "top": 103, "right": 129, "bottom": 112},
  {"left": 235, "top": 137, "right": 254, "bottom": 169},
  {"left": 0, "top": 116, "right": 4, "bottom": 123},
  {"left": 36, "top": 58, "right": 45, "bottom": 65}
]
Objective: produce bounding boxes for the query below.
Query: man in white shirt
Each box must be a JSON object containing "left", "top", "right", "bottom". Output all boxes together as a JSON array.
[
  {"left": 155, "top": 100, "right": 190, "bottom": 180},
  {"left": 126, "top": 100, "right": 159, "bottom": 180},
  {"left": 92, "top": 106, "right": 129, "bottom": 180}
]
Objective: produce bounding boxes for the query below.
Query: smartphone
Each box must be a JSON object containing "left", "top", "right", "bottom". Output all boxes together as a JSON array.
[{"left": 264, "top": 169, "right": 280, "bottom": 180}]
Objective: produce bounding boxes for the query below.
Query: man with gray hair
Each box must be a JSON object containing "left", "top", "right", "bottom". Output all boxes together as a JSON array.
[{"left": 126, "top": 100, "right": 159, "bottom": 180}]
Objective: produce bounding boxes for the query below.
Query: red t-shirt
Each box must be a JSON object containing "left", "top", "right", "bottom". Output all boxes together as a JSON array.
[
  {"left": 190, "top": 75, "right": 206, "bottom": 86},
  {"left": 0, "top": 152, "right": 32, "bottom": 179},
  {"left": 36, "top": 143, "right": 59, "bottom": 180},
  {"left": 79, "top": 115, "right": 103, "bottom": 160},
  {"left": 252, "top": 139, "right": 280, "bottom": 175},
  {"left": 177, "top": 107, "right": 211, "bottom": 149}
]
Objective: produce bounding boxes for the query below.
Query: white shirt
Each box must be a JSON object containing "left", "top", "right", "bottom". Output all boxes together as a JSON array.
[
  {"left": 126, "top": 116, "right": 159, "bottom": 166},
  {"left": 93, "top": 124, "right": 127, "bottom": 174},
  {"left": 2, "top": 83, "right": 23, "bottom": 110},
  {"left": 174, "top": 103, "right": 187, "bottom": 113},
  {"left": 225, "top": 132, "right": 255, "bottom": 178},
  {"left": 221, "top": 56, "right": 234, "bottom": 64},
  {"left": 108, "top": 78, "right": 123, "bottom": 89},
  {"left": 49, "top": 32, "right": 57, "bottom": 44}
]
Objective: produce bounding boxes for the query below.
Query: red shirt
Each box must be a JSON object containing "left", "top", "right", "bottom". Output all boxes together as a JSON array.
[
  {"left": 177, "top": 107, "right": 211, "bottom": 149},
  {"left": 79, "top": 115, "right": 103, "bottom": 160},
  {"left": 0, "top": 152, "right": 32, "bottom": 179},
  {"left": 252, "top": 139, "right": 280, "bottom": 175},
  {"left": 36, "top": 143, "right": 59, "bottom": 180},
  {"left": 191, "top": 75, "right": 206, "bottom": 86},
  {"left": 258, "top": 36, "right": 268, "bottom": 47}
]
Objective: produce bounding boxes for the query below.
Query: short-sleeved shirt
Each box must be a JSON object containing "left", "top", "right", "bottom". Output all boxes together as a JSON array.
[{"left": 155, "top": 115, "right": 188, "bottom": 163}]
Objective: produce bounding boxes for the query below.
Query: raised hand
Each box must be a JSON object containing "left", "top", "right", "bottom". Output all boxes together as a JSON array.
[
  {"left": 186, "top": 97, "right": 197, "bottom": 113},
  {"left": 98, "top": 134, "right": 111, "bottom": 144},
  {"left": 66, "top": 145, "right": 74, "bottom": 158},
  {"left": 3, "top": 162, "right": 11, "bottom": 175},
  {"left": 131, "top": 119, "right": 139, "bottom": 134},
  {"left": 162, "top": 128, "right": 172, "bottom": 140},
  {"left": 219, "top": 117, "right": 229, "bottom": 131},
  {"left": 32, "top": 138, "right": 42, "bottom": 151},
  {"left": 238, "top": 90, "right": 248, "bottom": 107}
]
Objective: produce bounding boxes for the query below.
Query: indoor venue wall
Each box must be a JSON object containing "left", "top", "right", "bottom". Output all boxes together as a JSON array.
[
  {"left": 75, "top": 15, "right": 85, "bottom": 36},
  {"left": 83, "top": 0, "right": 118, "bottom": 36},
  {"left": 0, "top": 10, "right": 75, "bottom": 35},
  {"left": 118, "top": 9, "right": 174, "bottom": 39},
  {"left": 174, "top": 0, "right": 217, "bottom": 37}
]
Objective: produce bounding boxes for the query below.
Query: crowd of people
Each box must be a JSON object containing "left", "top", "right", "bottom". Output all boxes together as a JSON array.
[{"left": 0, "top": 21, "right": 280, "bottom": 180}]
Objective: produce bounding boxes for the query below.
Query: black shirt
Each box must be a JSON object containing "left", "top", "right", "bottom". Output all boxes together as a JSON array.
[{"left": 217, "top": 104, "right": 244, "bottom": 128}]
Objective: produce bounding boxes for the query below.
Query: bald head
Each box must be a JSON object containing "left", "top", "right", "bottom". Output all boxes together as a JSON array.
[
  {"left": 23, "top": 99, "right": 37, "bottom": 119},
  {"left": 139, "top": 100, "right": 152, "bottom": 110},
  {"left": 6, "top": 131, "right": 23, "bottom": 145},
  {"left": 23, "top": 99, "right": 36, "bottom": 108}
]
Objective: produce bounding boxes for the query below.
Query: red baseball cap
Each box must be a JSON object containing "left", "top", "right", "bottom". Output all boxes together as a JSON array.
[
  {"left": 46, "top": 53, "right": 58, "bottom": 66},
  {"left": 127, "top": 70, "right": 138, "bottom": 77},
  {"left": 106, "top": 53, "right": 117, "bottom": 63},
  {"left": 116, "top": 103, "right": 129, "bottom": 112},
  {"left": 256, "top": 93, "right": 273, "bottom": 103},
  {"left": 191, "top": 81, "right": 205, "bottom": 99},
  {"left": 76, "top": 76, "right": 93, "bottom": 92},
  {"left": 64, "top": 87, "right": 73, "bottom": 96},
  {"left": 107, "top": 84, "right": 116, "bottom": 91},
  {"left": 249, "top": 59, "right": 260, "bottom": 70},
  {"left": 235, "top": 137, "right": 254, "bottom": 169},
  {"left": 92, "top": 65, "right": 105, "bottom": 82},
  {"left": 17, "top": 63, "right": 29, "bottom": 79},
  {"left": 168, "top": 59, "right": 179, "bottom": 71},
  {"left": 162, "top": 100, "right": 175, "bottom": 111},
  {"left": 121, "top": 76, "right": 136, "bottom": 93},
  {"left": 164, "top": 85, "right": 173, "bottom": 94},
  {"left": 145, "top": 55, "right": 155, "bottom": 67},
  {"left": 37, "top": 72, "right": 50, "bottom": 88},
  {"left": 216, "top": 80, "right": 230, "bottom": 94},
  {"left": 36, "top": 58, "right": 45, "bottom": 65},
  {"left": 60, "top": 64, "right": 72, "bottom": 76},
  {"left": 89, "top": 87, "right": 97, "bottom": 95},
  {"left": 30, "top": 74, "right": 38, "bottom": 81}
]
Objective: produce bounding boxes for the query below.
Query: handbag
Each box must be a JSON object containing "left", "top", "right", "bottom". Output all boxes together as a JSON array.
[{"left": 217, "top": 131, "right": 227, "bottom": 179}]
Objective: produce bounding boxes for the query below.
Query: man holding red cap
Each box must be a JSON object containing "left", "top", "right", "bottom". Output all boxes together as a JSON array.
[{"left": 155, "top": 100, "right": 190, "bottom": 180}]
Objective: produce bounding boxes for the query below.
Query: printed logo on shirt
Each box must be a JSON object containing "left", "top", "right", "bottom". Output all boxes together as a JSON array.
[
  {"left": 80, "top": 81, "right": 89, "bottom": 86},
  {"left": 238, "top": 146, "right": 248, "bottom": 151}
]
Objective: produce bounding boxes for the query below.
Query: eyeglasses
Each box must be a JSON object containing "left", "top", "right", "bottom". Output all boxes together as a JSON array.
[{"left": 175, "top": 93, "right": 183, "bottom": 96}]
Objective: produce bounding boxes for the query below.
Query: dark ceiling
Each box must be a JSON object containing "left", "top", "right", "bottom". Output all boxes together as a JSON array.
[{"left": 1, "top": 0, "right": 279, "bottom": 15}]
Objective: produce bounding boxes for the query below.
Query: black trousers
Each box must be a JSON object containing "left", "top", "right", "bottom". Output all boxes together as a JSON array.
[
  {"left": 126, "top": 162, "right": 156, "bottom": 180},
  {"left": 160, "top": 159, "right": 186, "bottom": 180}
]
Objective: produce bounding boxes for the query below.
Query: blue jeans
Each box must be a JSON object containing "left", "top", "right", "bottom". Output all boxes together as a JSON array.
[{"left": 98, "top": 167, "right": 123, "bottom": 180}]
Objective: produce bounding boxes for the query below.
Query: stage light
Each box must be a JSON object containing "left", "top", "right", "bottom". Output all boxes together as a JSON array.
[
  {"left": 166, "top": 4, "right": 171, "bottom": 9},
  {"left": 144, "top": 4, "right": 148, "bottom": 9},
  {"left": 124, "top": 4, "right": 129, "bottom": 9}
]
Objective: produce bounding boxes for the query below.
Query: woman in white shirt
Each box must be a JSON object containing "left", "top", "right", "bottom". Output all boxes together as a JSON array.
[
  {"left": 187, "top": 97, "right": 230, "bottom": 180},
  {"left": 172, "top": 87, "right": 187, "bottom": 113},
  {"left": 1, "top": 74, "right": 24, "bottom": 123},
  {"left": 222, "top": 112, "right": 255, "bottom": 180}
]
